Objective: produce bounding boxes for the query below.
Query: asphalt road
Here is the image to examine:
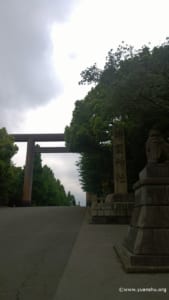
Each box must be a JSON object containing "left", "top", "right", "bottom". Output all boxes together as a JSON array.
[{"left": 0, "top": 206, "right": 86, "bottom": 300}]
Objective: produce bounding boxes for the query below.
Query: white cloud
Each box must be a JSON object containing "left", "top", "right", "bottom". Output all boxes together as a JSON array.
[{"left": 0, "top": 0, "right": 79, "bottom": 129}]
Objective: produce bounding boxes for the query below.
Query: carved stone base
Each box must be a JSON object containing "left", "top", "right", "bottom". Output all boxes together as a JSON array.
[
  {"left": 114, "top": 245, "right": 169, "bottom": 273},
  {"left": 115, "top": 163, "right": 169, "bottom": 272}
]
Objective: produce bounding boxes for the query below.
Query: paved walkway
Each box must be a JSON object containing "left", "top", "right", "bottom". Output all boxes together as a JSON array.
[
  {"left": 54, "top": 209, "right": 169, "bottom": 300},
  {"left": 0, "top": 207, "right": 168, "bottom": 299},
  {"left": 0, "top": 207, "right": 85, "bottom": 300}
]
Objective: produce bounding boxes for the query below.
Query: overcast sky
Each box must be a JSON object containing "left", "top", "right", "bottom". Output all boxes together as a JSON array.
[{"left": 1, "top": 0, "right": 169, "bottom": 206}]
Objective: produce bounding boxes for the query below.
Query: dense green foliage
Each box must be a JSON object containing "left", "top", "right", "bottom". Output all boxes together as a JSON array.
[
  {"left": 0, "top": 128, "right": 18, "bottom": 205},
  {"left": 76, "top": 147, "right": 113, "bottom": 195},
  {"left": 0, "top": 130, "right": 76, "bottom": 206},
  {"left": 8, "top": 165, "right": 24, "bottom": 206},
  {"left": 65, "top": 39, "right": 169, "bottom": 195},
  {"left": 32, "top": 146, "right": 76, "bottom": 206}
]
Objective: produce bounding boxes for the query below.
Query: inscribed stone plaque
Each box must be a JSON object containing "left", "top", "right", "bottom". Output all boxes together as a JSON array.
[{"left": 113, "top": 126, "right": 127, "bottom": 193}]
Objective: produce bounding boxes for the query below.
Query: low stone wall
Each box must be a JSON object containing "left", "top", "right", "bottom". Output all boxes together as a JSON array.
[{"left": 90, "top": 193, "right": 134, "bottom": 224}]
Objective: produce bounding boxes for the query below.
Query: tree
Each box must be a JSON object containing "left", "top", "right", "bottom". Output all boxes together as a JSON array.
[
  {"left": 40, "top": 166, "right": 68, "bottom": 206},
  {"left": 8, "top": 166, "right": 24, "bottom": 206},
  {"left": 0, "top": 128, "right": 18, "bottom": 205},
  {"left": 31, "top": 146, "right": 76, "bottom": 206},
  {"left": 67, "top": 191, "right": 76, "bottom": 206},
  {"left": 65, "top": 39, "right": 169, "bottom": 195},
  {"left": 77, "top": 146, "right": 113, "bottom": 196}
]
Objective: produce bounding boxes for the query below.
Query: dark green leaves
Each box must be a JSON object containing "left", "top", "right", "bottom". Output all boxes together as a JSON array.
[{"left": 65, "top": 39, "right": 169, "bottom": 195}]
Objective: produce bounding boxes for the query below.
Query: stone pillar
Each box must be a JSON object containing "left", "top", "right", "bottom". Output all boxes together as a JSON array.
[
  {"left": 22, "top": 138, "right": 35, "bottom": 206},
  {"left": 86, "top": 192, "right": 95, "bottom": 207},
  {"left": 113, "top": 126, "right": 127, "bottom": 194},
  {"left": 115, "top": 163, "right": 169, "bottom": 272}
]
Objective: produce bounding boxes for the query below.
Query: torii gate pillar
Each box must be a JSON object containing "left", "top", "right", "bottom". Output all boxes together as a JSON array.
[
  {"left": 11, "top": 133, "right": 67, "bottom": 206},
  {"left": 22, "top": 138, "right": 35, "bottom": 206}
]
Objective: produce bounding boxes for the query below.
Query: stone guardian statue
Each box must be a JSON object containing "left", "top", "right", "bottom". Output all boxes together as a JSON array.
[{"left": 146, "top": 129, "right": 169, "bottom": 163}]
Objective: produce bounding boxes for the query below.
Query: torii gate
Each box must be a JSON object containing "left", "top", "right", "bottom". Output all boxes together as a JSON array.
[{"left": 11, "top": 133, "right": 68, "bottom": 206}]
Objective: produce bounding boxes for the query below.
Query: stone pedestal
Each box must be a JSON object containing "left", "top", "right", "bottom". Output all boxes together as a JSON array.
[{"left": 115, "top": 163, "right": 169, "bottom": 272}]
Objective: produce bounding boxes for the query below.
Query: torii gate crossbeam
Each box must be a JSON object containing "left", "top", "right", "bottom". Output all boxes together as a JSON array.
[{"left": 11, "top": 133, "right": 69, "bottom": 206}]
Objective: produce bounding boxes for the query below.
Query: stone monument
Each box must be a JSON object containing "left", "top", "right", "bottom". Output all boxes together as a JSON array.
[
  {"left": 109, "top": 125, "right": 134, "bottom": 222},
  {"left": 113, "top": 126, "right": 128, "bottom": 194},
  {"left": 90, "top": 125, "right": 134, "bottom": 223},
  {"left": 115, "top": 129, "right": 169, "bottom": 272}
]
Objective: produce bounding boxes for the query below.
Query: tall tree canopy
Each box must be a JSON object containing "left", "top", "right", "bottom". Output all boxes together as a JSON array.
[{"left": 65, "top": 39, "right": 169, "bottom": 195}]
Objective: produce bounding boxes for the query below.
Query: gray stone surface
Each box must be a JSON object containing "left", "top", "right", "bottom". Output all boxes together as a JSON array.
[
  {"left": 139, "top": 163, "right": 169, "bottom": 178},
  {"left": 124, "top": 227, "right": 169, "bottom": 254},
  {"left": 134, "top": 184, "right": 169, "bottom": 205},
  {"left": 0, "top": 207, "right": 168, "bottom": 299},
  {"left": 116, "top": 163, "right": 169, "bottom": 272},
  {"left": 115, "top": 245, "right": 169, "bottom": 271},
  {"left": 131, "top": 206, "right": 169, "bottom": 227},
  {"left": 54, "top": 215, "right": 169, "bottom": 299},
  {"left": 0, "top": 207, "right": 85, "bottom": 300}
]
